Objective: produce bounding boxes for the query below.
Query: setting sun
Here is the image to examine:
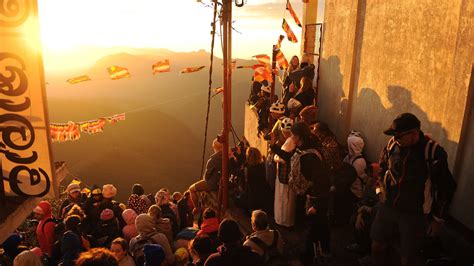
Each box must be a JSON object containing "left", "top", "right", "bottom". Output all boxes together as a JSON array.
[{"left": 37, "top": 0, "right": 305, "bottom": 70}]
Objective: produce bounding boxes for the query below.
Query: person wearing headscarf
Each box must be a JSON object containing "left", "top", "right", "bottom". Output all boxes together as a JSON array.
[
  {"left": 148, "top": 205, "right": 174, "bottom": 247},
  {"left": 129, "top": 214, "right": 174, "bottom": 265}
]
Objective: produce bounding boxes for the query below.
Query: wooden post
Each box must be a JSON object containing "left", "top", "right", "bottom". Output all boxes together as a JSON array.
[{"left": 220, "top": 0, "right": 232, "bottom": 216}]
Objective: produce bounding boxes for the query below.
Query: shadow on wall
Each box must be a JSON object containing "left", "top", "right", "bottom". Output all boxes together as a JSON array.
[
  {"left": 317, "top": 55, "right": 346, "bottom": 139},
  {"left": 318, "top": 57, "right": 458, "bottom": 166}
]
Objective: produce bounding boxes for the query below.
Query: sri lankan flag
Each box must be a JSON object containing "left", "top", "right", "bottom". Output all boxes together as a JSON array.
[
  {"left": 282, "top": 19, "right": 298, "bottom": 43},
  {"left": 152, "top": 59, "right": 171, "bottom": 74},
  {"left": 253, "top": 54, "right": 271, "bottom": 65},
  {"left": 287, "top": 0, "right": 302, "bottom": 27},
  {"left": 66, "top": 75, "right": 91, "bottom": 84},
  {"left": 276, "top": 49, "right": 289, "bottom": 70},
  {"left": 181, "top": 66, "right": 205, "bottom": 74},
  {"left": 107, "top": 66, "right": 131, "bottom": 80}
]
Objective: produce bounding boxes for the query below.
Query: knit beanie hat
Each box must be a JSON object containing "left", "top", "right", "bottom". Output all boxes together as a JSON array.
[
  {"left": 66, "top": 183, "right": 81, "bottom": 195},
  {"left": 132, "top": 184, "right": 145, "bottom": 196},
  {"left": 218, "top": 219, "right": 242, "bottom": 243},
  {"left": 102, "top": 184, "right": 117, "bottom": 198},
  {"left": 144, "top": 244, "right": 165, "bottom": 266},
  {"left": 100, "top": 208, "right": 114, "bottom": 221},
  {"left": 33, "top": 200, "right": 51, "bottom": 215}
]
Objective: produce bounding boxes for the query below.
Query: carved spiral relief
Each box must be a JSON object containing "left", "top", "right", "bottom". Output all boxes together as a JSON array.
[{"left": 0, "top": 0, "right": 30, "bottom": 27}]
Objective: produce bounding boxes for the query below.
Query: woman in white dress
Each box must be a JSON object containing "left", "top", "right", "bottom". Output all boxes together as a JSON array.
[{"left": 273, "top": 117, "right": 297, "bottom": 227}]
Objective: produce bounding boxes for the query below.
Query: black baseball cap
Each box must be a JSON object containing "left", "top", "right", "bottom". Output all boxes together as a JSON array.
[{"left": 383, "top": 113, "right": 420, "bottom": 136}]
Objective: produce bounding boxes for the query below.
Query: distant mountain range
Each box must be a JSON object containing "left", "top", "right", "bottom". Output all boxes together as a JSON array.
[{"left": 45, "top": 48, "right": 263, "bottom": 202}]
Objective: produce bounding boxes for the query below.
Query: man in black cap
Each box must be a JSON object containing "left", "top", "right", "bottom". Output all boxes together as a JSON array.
[{"left": 371, "top": 113, "right": 456, "bottom": 266}]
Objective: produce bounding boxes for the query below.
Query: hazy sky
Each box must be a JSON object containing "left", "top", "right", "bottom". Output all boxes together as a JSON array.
[{"left": 38, "top": 0, "right": 324, "bottom": 70}]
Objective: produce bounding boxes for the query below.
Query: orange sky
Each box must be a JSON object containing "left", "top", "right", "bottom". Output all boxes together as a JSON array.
[{"left": 37, "top": 0, "right": 323, "bottom": 71}]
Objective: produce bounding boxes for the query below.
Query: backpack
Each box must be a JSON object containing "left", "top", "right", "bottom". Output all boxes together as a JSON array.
[
  {"left": 130, "top": 235, "right": 159, "bottom": 266},
  {"left": 249, "top": 230, "right": 288, "bottom": 266},
  {"left": 384, "top": 136, "right": 444, "bottom": 215},
  {"left": 42, "top": 218, "right": 64, "bottom": 241},
  {"left": 288, "top": 148, "right": 322, "bottom": 195}
]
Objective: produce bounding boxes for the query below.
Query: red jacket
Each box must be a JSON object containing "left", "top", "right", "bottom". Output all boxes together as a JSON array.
[
  {"left": 198, "top": 217, "right": 219, "bottom": 236},
  {"left": 35, "top": 201, "right": 55, "bottom": 257}
]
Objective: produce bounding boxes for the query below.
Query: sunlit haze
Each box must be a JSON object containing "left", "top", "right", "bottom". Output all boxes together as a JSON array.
[{"left": 37, "top": 0, "right": 320, "bottom": 72}]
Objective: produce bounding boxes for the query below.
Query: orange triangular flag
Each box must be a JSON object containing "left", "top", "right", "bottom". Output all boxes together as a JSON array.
[
  {"left": 152, "top": 59, "right": 170, "bottom": 74},
  {"left": 181, "top": 66, "right": 205, "bottom": 74},
  {"left": 107, "top": 66, "right": 131, "bottom": 80},
  {"left": 282, "top": 19, "right": 298, "bottom": 43},
  {"left": 287, "top": 0, "right": 302, "bottom": 27},
  {"left": 276, "top": 49, "right": 289, "bottom": 70},
  {"left": 66, "top": 75, "right": 91, "bottom": 84},
  {"left": 253, "top": 54, "right": 271, "bottom": 65}
]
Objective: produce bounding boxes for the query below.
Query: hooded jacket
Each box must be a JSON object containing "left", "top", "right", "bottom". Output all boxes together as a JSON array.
[
  {"left": 343, "top": 135, "right": 368, "bottom": 198},
  {"left": 379, "top": 132, "right": 456, "bottom": 218},
  {"left": 129, "top": 214, "right": 174, "bottom": 265},
  {"left": 35, "top": 201, "right": 55, "bottom": 257},
  {"left": 122, "top": 209, "right": 138, "bottom": 242}
]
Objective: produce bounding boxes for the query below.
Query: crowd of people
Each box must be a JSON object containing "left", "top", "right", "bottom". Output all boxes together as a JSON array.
[{"left": 0, "top": 54, "right": 458, "bottom": 266}]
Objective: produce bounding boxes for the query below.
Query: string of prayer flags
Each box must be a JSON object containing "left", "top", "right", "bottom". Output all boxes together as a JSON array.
[
  {"left": 181, "top": 66, "right": 206, "bottom": 74},
  {"left": 50, "top": 113, "right": 126, "bottom": 143},
  {"left": 79, "top": 119, "right": 107, "bottom": 135},
  {"left": 106, "top": 113, "right": 126, "bottom": 124},
  {"left": 276, "top": 49, "right": 289, "bottom": 70},
  {"left": 66, "top": 75, "right": 91, "bottom": 84},
  {"left": 50, "top": 122, "right": 81, "bottom": 142},
  {"left": 287, "top": 0, "right": 302, "bottom": 27},
  {"left": 107, "top": 66, "right": 131, "bottom": 80},
  {"left": 253, "top": 54, "right": 271, "bottom": 65},
  {"left": 282, "top": 19, "right": 298, "bottom": 43},
  {"left": 276, "top": 35, "right": 285, "bottom": 49},
  {"left": 152, "top": 60, "right": 171, "bottom": 74}
]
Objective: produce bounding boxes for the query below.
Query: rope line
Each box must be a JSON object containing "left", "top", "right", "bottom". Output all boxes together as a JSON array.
[{"left": 200, "top": 0, "right": 219, "bottom": 177}]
